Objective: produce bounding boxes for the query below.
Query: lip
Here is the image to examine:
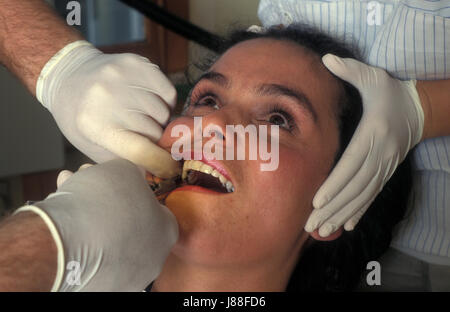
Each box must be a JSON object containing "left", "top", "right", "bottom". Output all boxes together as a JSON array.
[{"left": 170, "top": 184, "right": 228, "bottom": 195}]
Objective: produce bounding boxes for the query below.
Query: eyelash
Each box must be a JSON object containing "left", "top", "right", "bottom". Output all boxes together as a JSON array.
[
  {"left": 192, "top": 93, "right": 219, "bottom": 108},
  {"left": 265, "top": 103, "right": 297, "bottom": 131},
  {"left": 187, "top": 89, "right": 298, "bottom": 132}
]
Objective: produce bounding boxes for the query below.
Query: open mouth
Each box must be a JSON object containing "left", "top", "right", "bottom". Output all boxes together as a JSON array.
[
  {"left": 181, "top": 160, "right": 235, "bottom": 194},
  {"left": 146, "top": 158, "right": 235, "bottom": 204}
]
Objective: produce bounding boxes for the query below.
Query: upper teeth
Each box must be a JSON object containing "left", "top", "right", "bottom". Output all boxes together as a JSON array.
[{"left": 182, "top": 160, "right": 235, "bottom": 193}]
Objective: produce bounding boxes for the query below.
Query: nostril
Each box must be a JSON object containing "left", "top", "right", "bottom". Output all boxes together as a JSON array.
[
  {"left": 208, "top": 129, "right": 225, "bottom": 140},
  {"left": 215, "top": 130, "right": 224, "bottom": 140}
]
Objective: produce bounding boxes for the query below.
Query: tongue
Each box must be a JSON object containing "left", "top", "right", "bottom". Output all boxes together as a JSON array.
[{"left": 187, "top": 170, "right": 228, "bottom": 193}]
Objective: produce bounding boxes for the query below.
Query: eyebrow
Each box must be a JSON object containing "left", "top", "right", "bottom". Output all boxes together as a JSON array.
[
  {"left": 195, "top": 71, "right": 230, "bottom": 89},
  {"left": 255, "top": 83, "right": 318, "bottom": 122},
  {"left": 194, "top": 71, "right": 318, "bottom": 123}
]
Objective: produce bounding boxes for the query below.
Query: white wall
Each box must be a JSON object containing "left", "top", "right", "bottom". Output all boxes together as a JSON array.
[{"left": 190, "top": 0, "right": 261, "bottom": 35}]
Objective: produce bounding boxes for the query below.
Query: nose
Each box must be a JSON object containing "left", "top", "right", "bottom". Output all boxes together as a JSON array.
[
  {"left": 194, "top": 112, "right": 228, "bottom": 158},
  {"left": 159, "top": 107, "right": 248, "bottom": 160},
  {"left": 206, "top": 127, "right": 225, "bottom": 141},
  {"left": 200, "top": 109, "right": 253, "bottom": 161}
]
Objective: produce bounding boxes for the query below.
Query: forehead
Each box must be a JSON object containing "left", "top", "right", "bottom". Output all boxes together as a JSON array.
[{"left": 210, "top": 38, "right": 343, "bottom": 117}]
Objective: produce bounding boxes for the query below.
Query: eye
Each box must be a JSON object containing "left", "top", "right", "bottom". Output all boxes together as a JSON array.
[
  {"left": 268, "top": 113, "right": 287, "bottom": 126},
  {"left": 267, "top": 108, "right": 296, "bottom": 131},
  {"left": 193, "top": 94, "right": 220, "bottom": 110}
]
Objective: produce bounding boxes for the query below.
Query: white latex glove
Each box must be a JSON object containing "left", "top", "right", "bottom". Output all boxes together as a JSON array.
[
  {"left": 37, "top": 40, "right": 180, "bottom": 179},
  {"left": 13, "top": 159, "right": 179, "bottom": 291},
  {"left": 305, "top": 54, "right": 424, "bottom": 237}
]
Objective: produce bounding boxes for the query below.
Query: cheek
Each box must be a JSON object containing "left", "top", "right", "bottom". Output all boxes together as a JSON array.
[
  {"left": 158, "top": 117, "right": 193, "bottom": 148},
  {"left": 243, "top": 146, "right": 319, "bottom": 246},
  {"left": 252, "top": 144, "right": 320, "bottom": 205}
]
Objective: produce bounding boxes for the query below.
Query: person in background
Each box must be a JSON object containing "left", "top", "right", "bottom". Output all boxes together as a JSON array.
[
  {"left": 258, "top": 0, "right": 450, "bottom": 291},
  {"left": 0, "top": 0, "right": 179, "bottom": 291}
]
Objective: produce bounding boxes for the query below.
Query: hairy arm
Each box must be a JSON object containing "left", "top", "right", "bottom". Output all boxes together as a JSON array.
[
  {"left": 417, "top": 79, "right": 450, "bottom": 141},
  {"left": 0, "top": 0, "right": 83, "bottom": 95},
  {"left": 0, "top": 212, "right": 57, "bottom": 291}
]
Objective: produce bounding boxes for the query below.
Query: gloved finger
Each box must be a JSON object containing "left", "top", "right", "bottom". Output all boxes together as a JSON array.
[
  {"left": 310, "top": 170, "right": 383, "bottom": 236},
  {"left": 344, "top": 201, "right": 371, "bottom": 231},
  {"left": 306, "top": 162, "right": 383, "bottom": 233},
  {"left": 310, "top": 154, "right": 402, "bottom": 233},
  {"left": 322, "top": 54, "right": 371, "bottom": 89},
  {"left": 312, "top": 125, "right": 371, "bottom": 209},
  {"left": 137, "top": 62, "right": 177, "bottom": 109},
  {"left": 71, "top": 139, "right": 117, "bottom": 165},
  {"left": 305, "top": 205, "right": 337, "bottom": 233},
  {"left": 344, "top": 162, "right": 397, "bottom": 231},
  {"left": 111, "top": 54, "right": 177, "bottom": 109},
  {"left": 105, "top": 129, "right": 181, "bottom": 179},
  {"left": 78, "top": 163, "right": 93, "bottom": 171},
  {"left": 317, "top": 190, "right": 378, "bottom": 237},
  {"left": 128, "top": 87, "right": 171, "bottom": 126},
  {"left": 57, "top": 170, "right": 73, "bottom": 188},
  {"left": 121, "top": 110, "right": 164, "bottom": 142}
]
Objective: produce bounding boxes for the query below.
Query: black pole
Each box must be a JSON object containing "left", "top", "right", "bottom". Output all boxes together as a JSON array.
[{"left": 119, "top": 0, "right": 223, "bottom": 53}]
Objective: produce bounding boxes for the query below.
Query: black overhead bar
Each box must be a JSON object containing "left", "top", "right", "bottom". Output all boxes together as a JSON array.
[{"left": 119, "top": 0, "right": 223, "bottom": 53}]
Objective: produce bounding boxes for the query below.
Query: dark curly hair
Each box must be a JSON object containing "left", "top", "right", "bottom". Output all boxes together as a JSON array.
[{"left": 183, "top": 23, "right": 412, "bottom": 291}]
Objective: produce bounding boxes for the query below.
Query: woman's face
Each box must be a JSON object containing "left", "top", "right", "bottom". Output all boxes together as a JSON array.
[{"left": 158, "top": 38, "right": 343, "bottom": 269}]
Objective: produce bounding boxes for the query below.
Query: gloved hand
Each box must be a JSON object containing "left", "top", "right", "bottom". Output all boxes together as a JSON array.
[
  {"left": 36, "top": 40, "right": 180, "bottom": 179},
  {"left": 305, "top": 54, "right": 424, "bottom": 237},
  {"left": 13, "top": 159, "right": 179, "bottom": 291}
]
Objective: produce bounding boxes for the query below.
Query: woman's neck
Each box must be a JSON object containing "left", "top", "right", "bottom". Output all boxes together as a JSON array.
[{"left": 151, "top": 247, "right": 302, "bottom": 292}]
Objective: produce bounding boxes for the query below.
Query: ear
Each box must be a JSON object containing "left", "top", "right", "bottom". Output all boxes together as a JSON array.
[{"left": 309, "top": 227, "right": 343, "bottom": 241}]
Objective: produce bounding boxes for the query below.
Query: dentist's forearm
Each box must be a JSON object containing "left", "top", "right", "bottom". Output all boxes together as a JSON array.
[
  {"left": 0, "top": 211, "right": 57, "bottom": 292},
  {"left": 416, "top": 79, "right": 450, "bottom": 141},
  {"left": 0, "top": 0, "right": 83, "bottom": 95}
]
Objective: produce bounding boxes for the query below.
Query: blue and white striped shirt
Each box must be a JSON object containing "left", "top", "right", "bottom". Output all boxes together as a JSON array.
[{"left": 259, "top": 0, "right": 450, "bottom": 265}]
